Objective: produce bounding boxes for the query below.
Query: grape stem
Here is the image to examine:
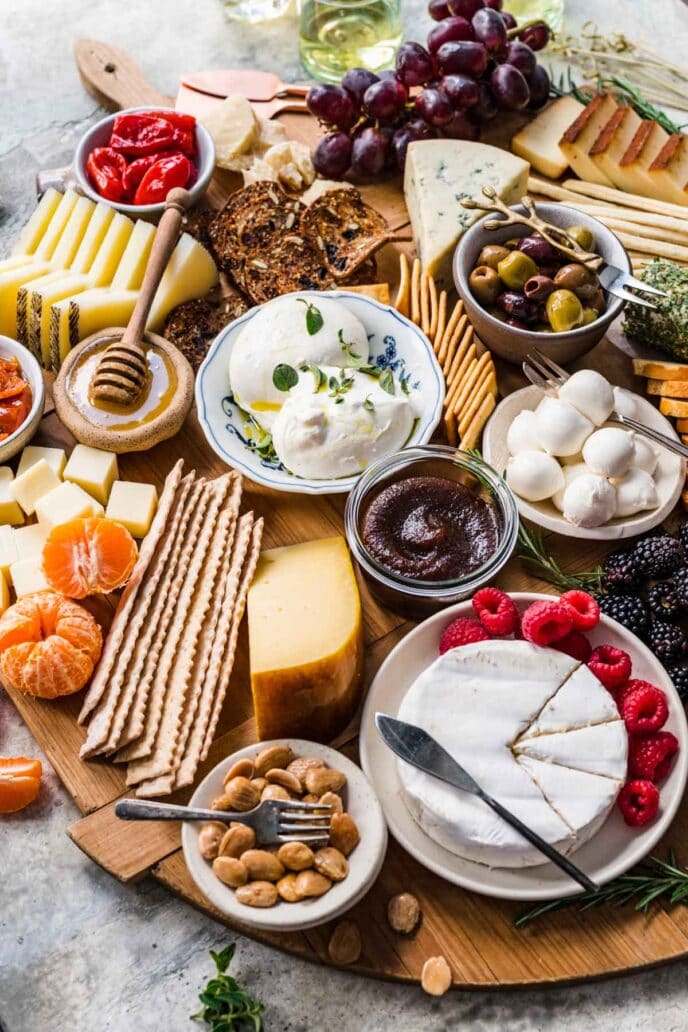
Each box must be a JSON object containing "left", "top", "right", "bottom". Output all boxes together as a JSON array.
[{"left": 506, "top": 18, "right": 545, "bottom": 40}]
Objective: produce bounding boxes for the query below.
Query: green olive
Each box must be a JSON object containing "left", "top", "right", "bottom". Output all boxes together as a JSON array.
[
  {"left": 567, "top": 225, "right": 595, "bottom": 250},
  {"left": 553, "top": 262, "right": 600, "bottom": 300},
  {"left": 477, "top": 245, "right": 510, "bottom": 271},
  {"left": 497, "top": 250, "right": 538, "bottom": 290},
  {"left": 545, "top": 289, "right": 584, "bottom": 332},
  {"left": 581, "top": 307, "right": 598, "bottom": 326},
  {"left": 469, "top": 265, "right": 501, "bottom": 305}
]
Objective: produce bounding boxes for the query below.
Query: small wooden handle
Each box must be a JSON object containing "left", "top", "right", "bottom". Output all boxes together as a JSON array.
[{"left": 74, "top": 38, "right": 171, "bottom": 110}]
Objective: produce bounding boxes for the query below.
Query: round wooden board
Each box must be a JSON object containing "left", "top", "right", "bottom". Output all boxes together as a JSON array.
[{"left": 10, "top": 39, "right": 686, "bottom": 991}]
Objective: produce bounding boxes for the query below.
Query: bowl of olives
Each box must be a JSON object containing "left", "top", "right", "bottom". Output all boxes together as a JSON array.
[{"left": 453, "top": 203, "right": 631, "bottom": 365}]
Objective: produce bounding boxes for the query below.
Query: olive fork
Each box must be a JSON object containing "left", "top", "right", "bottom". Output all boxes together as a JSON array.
[
  {"left": 115, "top": 797, "right": 332, "bottom": 847},
  {"left": 523, "top": 349, "right": 688, "bottom": 462}
]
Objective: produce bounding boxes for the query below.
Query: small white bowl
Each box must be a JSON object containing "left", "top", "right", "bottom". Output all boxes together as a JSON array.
[
  {"left": 195, "top": 290, "right": 445, "bottom": 495},
  {"left": 483, "top": 385, "right": 685, "bottom": 540},
  {"left": 74, "top": 106, "right": 215, "bottom": 217},
  {"left": 0, "top": 337, "right": 44, "bottom": 463},
  {"left": 182, "top": 739, "right": 388, "bottom": 932}
]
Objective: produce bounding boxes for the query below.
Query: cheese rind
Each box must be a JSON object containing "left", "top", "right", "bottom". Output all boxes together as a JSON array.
[
  {"left": 511, "top": 97, "right": 584, "bottom": 179},
  {"left": 105, "top": 481, "right": 158, "bottom": 537},
  {"left": 558, "top": 93, "right": 618, "bottom": 186},
  {"left": 63, "top": 444, "right": 118, "bottom": 506},
  {"left": 248, "top": 537, "right": 364, "bottom": 742},
  {"left": 404, "top": 140, "right": 529, "bottom": 291}
]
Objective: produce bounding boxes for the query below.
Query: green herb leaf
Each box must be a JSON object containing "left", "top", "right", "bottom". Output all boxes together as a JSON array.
[
  {"left": 272, "top": 363, "right": 298, "bottom": 392},
  {"left": 299, "top": 361, "right": 326, "bottom": 392},
  {"left": 378, "top": 368, "right": 395, "bottom": 395},
  {"left": 363, "top": 395, "right": 375, "bottom": 412},
  {"left": 338, "top": 328, "right": 364, "bottom": 368},
  {"left": 193, "top": 944, "right": 264, "bottom": 1030},
  {"left": 298, "top": 298, "right": 324, "bottom": 335},
  {"left": 517, "top": 522, "right": 603, "bottom": 593},
  {"left": 400, "top": 377, "right": 410, "bottom": 395}
]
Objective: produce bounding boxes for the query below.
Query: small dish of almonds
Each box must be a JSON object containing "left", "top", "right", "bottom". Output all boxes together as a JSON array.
[{"left": 182, "top": 739, "right": 388, "bottom": 932}]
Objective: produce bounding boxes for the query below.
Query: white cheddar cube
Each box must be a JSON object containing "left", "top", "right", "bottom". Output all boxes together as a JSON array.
[
  {"left": 11, "top": 556, "right": 50, "bottom": 597},
  {"left": 0, "top": 468, "right": 24, "bottom": 526},
  {"left": 106, "top": 481, "right": 158, "bottom": 538},
  {"left": 17, "top": 445, "right": 67, "bottom": 479},
  {"left": 0, "top": 525, "right": 18, "bottom": 578},
  {"left": 63, "top": 444, "right": 118, "bottom": 506},
  {"left": 14, "top": 522, "right": 49, "bottom": 561},
  {"left": 35, "top": 482, "right": 104, "bottom": 528},
  {"left": 9, "top": 459, "right": 61, "bottom": 516},
  {"left": 0, "top": 570, "right": 10, "bottom": 614}
]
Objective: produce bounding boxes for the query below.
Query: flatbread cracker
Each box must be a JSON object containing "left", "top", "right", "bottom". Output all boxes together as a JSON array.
[
  {"left": 78, "top": 460, "right": 184, "bottom": 724},
  {"left": 395, "top": 254, "right": 410, "bottom": 317},
  {"left": 451, "top": 351, "right": 492, "bottom": 422},
  {"left": 459, "top": 369, "right": 496, "bottom": 439},
  {"left": 427, "top": 276, "right": 438, "bottom": 341},
  {"left": 436, "top": 302, "right": 465, "bottom": 366},
  {"left": 459, "top": 392, "right": 496, "bottom": 451},
  {"left": 420, "top": 273, "right": 431, "bottom": 336},
  {"left": 434, "top": 291, "right": 447, "bottom": 351},
  {"left": 439, "top": 316, "right": 468, "bottom": 377},
  {"left": 410, "top": 259, "right": 421, "bottom": 326},
  {"left": 444, "top": 342, "right": 476, "bottom": 412}
]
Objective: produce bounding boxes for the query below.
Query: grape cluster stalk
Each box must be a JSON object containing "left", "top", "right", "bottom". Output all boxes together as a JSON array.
[{"left": 307, "top": 0, "right": 551, "bottom": 180}]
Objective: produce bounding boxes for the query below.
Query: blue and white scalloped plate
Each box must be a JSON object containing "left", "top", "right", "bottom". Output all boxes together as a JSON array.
[{"left": 195, "top": 290, "right": 445, "bottom": 495}]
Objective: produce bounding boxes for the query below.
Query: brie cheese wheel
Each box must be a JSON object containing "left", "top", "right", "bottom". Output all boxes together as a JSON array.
[{"left": 397, "top": 641, "right": 626, "bottom": 868}]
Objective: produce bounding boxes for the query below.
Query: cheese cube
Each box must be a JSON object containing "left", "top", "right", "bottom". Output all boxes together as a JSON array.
[
  {"left": 0, "top": 468, "right": 24, "bottom": 526},
  {"left": 14, "top": 522, "right": 49, "bottom": 561},
  {"left": 0, "top": 525, "right": 18, "bottom": 578},
  {"left": 17, "top": 446, "right": 67, "bottom": 479},
  {"left": 10, "top": 459, "right": 61, "bottom": 516},
  {"left": 512, "top": 97, "right": 584, "bottom": 179},
  {"left": 63, "top": 444, "right": 118, "bottom": 505},
  {"left": 105, "top": 481, "right": 158, "bottom": 537},
  {"left": 35, "top": 482, "right": 104, "bottom": 527},
  {"left": 10, "top": 556, "right": 50, "bottom": 597},
  {"left": 0, "top": 570, "right": 10, "bottom": 615}
]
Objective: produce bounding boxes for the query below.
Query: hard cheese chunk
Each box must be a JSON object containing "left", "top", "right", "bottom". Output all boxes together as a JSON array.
[
  {"left": 14, "top": 522, "right": 49, "bottom": 561},
  {"left": 35, "top": 482, "right": 104, "bottom": 527},
  {"left": 558, "top": 93, "right": 618, "bottom": 186},
  {"left": 202, "top": 94, "right": 258, "bottom": 170},
  {"left": 0, "top": 468, "right": 24, "bottom": 526},
  {"left": 511, "top": 96, "right": 584, "bottom": 179},
  {"left": 11, "top": 556, "right": 50, "bottom": 597},
  {"left": 63, "top": 444, "right": 118, "bottom": 506},
  {"left": 105, "top": 481, "right": 158, "bottom": 537},
  {"left": 11, "top": 188, "right": 62, "bottom": 256},
  {"left": 404, "top": 140, "right": 529, "bottom": 291},
  {"left": 248, "top": 536, "right": 364, "bottom": 741},
  {"left": 10, "top": 459, "right": 61, "bottom": 516},
  {"left": 0, "top": 570, "right": 9, "bottom": 615},
  {"left": 0, "top": 526, "right": 18, "bottom": 577},
  {"left": 17, "top": 446, "right": 67, "bottom": 479}
]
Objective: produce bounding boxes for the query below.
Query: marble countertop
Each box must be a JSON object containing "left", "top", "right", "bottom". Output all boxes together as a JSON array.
[{"left": 3, "top": 0, "right": 688, "bottom": 1028}]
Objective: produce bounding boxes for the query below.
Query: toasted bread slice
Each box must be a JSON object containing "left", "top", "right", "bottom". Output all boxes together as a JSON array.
[
  {"left": 647, "top": 378, "right": 688, "bottom": 398},
  {"left": 633, "top": 357, "right": 688, "bottom": 380},
  {"left": 659, "top": 397, "right": 688, "bottom": 417}
]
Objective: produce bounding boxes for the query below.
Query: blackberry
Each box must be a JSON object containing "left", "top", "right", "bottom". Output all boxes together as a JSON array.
[
  {"left": 602, "top": 549, "right": 643, "bottom": 593},
  {"left": 674, "top": 567, "right": 688, "bottom": 605},
  {"left": 646, "top": 620, "right": 688, "bottom": 664},
  {"left": 647, "top": 582, "right": 685, "bottom": 623},
  {"left": 631, "top": 534, "right": 682, "bottom": 579},
  {"left": 677, "top": 524, "right": 688, "bottom": 557},
  {"left": 598, "top": 594, "right": 649, "bottom": 639},
  {"left": 667, "top": 665, "right": 688, "bottom": 702}
]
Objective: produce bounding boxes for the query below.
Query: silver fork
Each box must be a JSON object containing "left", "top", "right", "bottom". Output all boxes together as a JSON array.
[
  {"left": 598, "top": 266, "right": 667, "bottom": 310},
  {"left": 115, "top": 797, "right": 332, "bottom": 846},
  {"left": 523, "top": 349, "right": 688, "bottom": 461}
]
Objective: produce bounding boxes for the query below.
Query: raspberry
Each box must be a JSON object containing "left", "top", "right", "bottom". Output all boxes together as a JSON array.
[
  {"left": 521, "top": 600, "right": 574, "bottom": 647},
  {"left": 552, "top": 630, "right": 592, "bottom": 662},
  {"left": 617, "top": 779, "right": 660, "bottom": 827},
  {"left": 471, "top": 587, "right": 519, "bottom": 636},
  {"left": 619, "top": 683, "right": 668, "bottom": 734},
  {"left": 628, "top": 731, "right": 679, "bottom": 782},
  {"left": 614, "top": 678, "right": 656, "bottom": 712},
  {"left": 560, "top": 590, "right": 600, "bottom": 631},
  {"left": 439, "top": 616, "right": 489, "bottom": 655},
  {"left": 587, "top": 644, "right": 632, "bottom": 690}
]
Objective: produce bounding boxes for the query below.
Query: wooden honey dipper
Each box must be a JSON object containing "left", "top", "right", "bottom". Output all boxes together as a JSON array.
[{"left": 90, "top": 187, "right": 193, "bottom": 406}]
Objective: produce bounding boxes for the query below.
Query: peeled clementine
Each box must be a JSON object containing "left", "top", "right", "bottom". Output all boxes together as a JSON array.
[
  {"left": 0, "top": 756, "right": 42, "bottom": 813},
  {"left": 42, "top": 516, "right": 138, "bottom": 599},
  {"left": 0, "top": 591, "right": 102, "bottom": 698}
]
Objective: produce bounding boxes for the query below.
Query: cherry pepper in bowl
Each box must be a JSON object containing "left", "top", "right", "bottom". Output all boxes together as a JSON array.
[
  {"left": 86, "top": 147, "right": 128, "bottom": 202},
  {"left": 133, "top": 152, "right": 194, "bottom": 205}
]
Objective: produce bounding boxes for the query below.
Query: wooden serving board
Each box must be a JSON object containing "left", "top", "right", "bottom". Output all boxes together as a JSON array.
[{"left": 9, "top": 38, "right": 688, "bottom": 988}]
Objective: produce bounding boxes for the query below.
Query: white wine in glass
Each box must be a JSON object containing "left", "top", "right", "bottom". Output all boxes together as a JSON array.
[
  {"left": 299, "top": 0, "right": 403, "bottom": 83},
  {"left": 506, "top": 0, "right": 564, "bottom": 32},
  {"left": 223, "top": 0, "right": 293, "bottom": 23}
]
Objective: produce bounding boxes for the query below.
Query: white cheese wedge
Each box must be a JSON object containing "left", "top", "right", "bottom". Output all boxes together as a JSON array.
[
  {"left": 613, "top": 120, "right": 669, "bottom": 199},
  {"left": 511, "top": 97, "right": 584, "bottom": 179},
  {"left": 11, "top": 188, "right": 62, "bottom": 256},
  {"left": 520, "top": 663, "right": 618, "bottom": 737},
  {"left": 0, "top": 468, "right": 24, "bottom": 526},
  {"left": 48, "top": 288, "right": 138, "bottom": 372},
  {"left": 33, "top": 190, "right": 80, "bottom": 261},
  {"left": 147, "top": 233, "right": 218, "bottom": 330},
  {"left": 404, "top": 140, "right": 530, "bottom": 291},
  {"left": 515, "top": 720, "right": 628, "bottom": 780},
  {"left": 70, "top": 203, "right": 116, "bottom": 275},
  {"left": 558, "top": 93, "right": 618, "bottom": 186},
  {"left": 10, "top": 459, "right": 61, "bottom": 516},
  {"left": 63, "top": 444, "right": 118, "bottom": 506},
  {"left": 10, "top": 555, "right": 50, "bottom": 596},
  {"left": 589, "top": 106, "right": 643, "bottom": 189},
  {"left": 648, "top": 134, "right": 688, "bottom": 207},
  {"left": 202, "top": 94, "right": 258, "bottom": 170},
  {"left": 518, "top": 755, "right": 622, "bottom": 844},
  {"left": 105, "top": 481, "right": 157, "bottom": 538},
  {"left": 86, "top": 213, "right": 135, "bottom": 286}
]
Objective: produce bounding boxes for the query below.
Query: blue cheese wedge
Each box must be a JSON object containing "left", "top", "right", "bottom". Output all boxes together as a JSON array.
[{"left": 403, "top": 140, "right": 530, "bottom": 291}]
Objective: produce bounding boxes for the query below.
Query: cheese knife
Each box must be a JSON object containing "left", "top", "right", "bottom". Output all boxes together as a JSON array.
[
  {"left": 375, "top": 713, "right": 599, "bottom": 893},
  {"left": 176, "top": 70, "right": 308, "bottom": 119}
]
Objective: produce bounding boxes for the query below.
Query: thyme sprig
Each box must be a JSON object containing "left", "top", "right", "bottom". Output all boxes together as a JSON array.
[
  {"left": 550, "top": 70, "right": 685, "bottom": 134},
  {"left": 192, "top": 945, "right": 264, "bottom": 1031},
  {"left": 517, "top": 522, "right": 603, "bottom": 593}
]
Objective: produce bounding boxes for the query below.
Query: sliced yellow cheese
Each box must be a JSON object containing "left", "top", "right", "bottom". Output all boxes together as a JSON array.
[
  {"left": 13, "top": 521, "right": 49, "bottom": 561},
  {"left": 10, "top": 556, "right": 50, "bottom": 596},
  {"left": 648, "top": 134, "right": 688, "bottom": 207},
  {"left": 0, "top": 570, "right": 10, "bottom": 615},
  {"left": 615, "top": 120, "right": 670, "bottom": 199},
  {"left": 17, "top": 445, "right": 67, "bottom": 479},
  {"left": 201, "top": 94, "right": 258, "bottom": 170},
  {"left": 70, "top": 202, "right": 116, "bottom": 275},
  {"left": 10, "top": 459, "right": 62, "bottom": 516},
  {"left": 147, "top": 233, "right": 218, "bottom": 329},
  {"left": 111, "top": 220, "right": 156, "bottom": 290},
  {"left": 33, "top": 189, "right": 80, "bottom": 261},
  {"left": 63, "top": 444, "right": 118, "bottom": 506},
  {"left": 49, "top": 196, "right": 97, "bottom": 270},
  {"left": 0, "top": 260, "right": 52, "bottom": 338},
  {"left": 48, "top": 287, "right": 138, "bottom": 371},
  {"left": 589, "top": 106, "right": 643, "bottom": 189},
  {"left": 87, "top": 213, "right": 135, "bottom": 286},
  {"left": 35, "top": 481, "right": 104, "bottom": 526},
  {"left": 0, "top": 525, "right": 18, "bottom": 578},
  {"left": 0, "top": 468, "right": 24, "bottom": 526},
  {"left": 511, "top": 97, "right": 584, "bottom": 179},
  {"left": 11, "top": 188, "right": 62, "bottom": 256},
  {"left": 105, "top": 480, "right": 158, "bottom": 537},
  {"left": 558, "top": 93, "right": 618, "bottom": 186},
  {"left": 248, "top": 537, "right": 364, "bottom": 742}
]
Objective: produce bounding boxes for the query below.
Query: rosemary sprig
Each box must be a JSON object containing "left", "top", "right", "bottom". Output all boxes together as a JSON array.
[
  {"left": 516, "top": 852, "right": 688, "bottom": 928},
  {"left": 549, "top": 70, "right": 685, "bottom": 134},
  {"left": 517, "top": 522, "right": 603, "bottom": 593},
  {"left": 193, "top": 945, "right": 264, "bottom": 1031}
]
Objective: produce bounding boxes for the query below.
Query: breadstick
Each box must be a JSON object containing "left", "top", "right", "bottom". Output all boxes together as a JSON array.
[
  {"left": 567, "top": 203, "right": 688, "bottom": 237},
  {"left": 613, "top": 231, "right": 688, "bottom": 263},
  {"left": 562, "top": 179, "right": 688, "bottom": 219}
]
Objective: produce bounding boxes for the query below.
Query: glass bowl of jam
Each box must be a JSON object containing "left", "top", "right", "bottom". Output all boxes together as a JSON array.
[{"left": 344, "top": 445, "right": 519, "bottom": 617}]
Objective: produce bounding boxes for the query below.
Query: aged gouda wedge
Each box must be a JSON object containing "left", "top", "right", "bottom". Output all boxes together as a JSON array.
[
  {"left": 10, "top": 459, "right": 61, "bottom": 516},
  {"left": 105, "top": 481, "right": 158, "bottom": 537},
  {"left": 17, "top": 445, "right": 67, "bottom": 479},
  {"left": 11, "top": 556, "right": 50, "bottom": 596},
  {"left": 248, "top": 536, "right": 364, "bottom": 741},
  {"left": 34, "top": 481, "right": 104, "bottom": 527},
  {"left": 63, "top": 444, "right": 118, "bottom": 506},
  {"left": 0, "top": 468, "right": 24, "bottom": 526}
]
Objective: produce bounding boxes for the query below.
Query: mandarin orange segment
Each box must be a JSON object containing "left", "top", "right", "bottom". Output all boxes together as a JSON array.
[
  {"left": 0, "top": 590, "right": 102, "bottom": 698},
  {"left": 42, "top": 516, "right": 138, "bottom": 599},
  {"left": 0, "top": 756, "right": 42, "bottom": 813}
]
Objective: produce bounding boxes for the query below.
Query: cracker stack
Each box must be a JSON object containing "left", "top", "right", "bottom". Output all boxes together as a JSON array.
[
  {"left": 632, "top": 358, "right": 688, "bottom": 509},
  {"left": 395, "top": 255, "right": 498, "bottom": 450},
  {"left": 78, "top": 460, "right": 263, "bottom": 797}
]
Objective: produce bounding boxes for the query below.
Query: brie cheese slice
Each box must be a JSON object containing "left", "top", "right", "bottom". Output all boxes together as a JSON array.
[
  {"left": 515, "top": 720, "right": 628, "bottom": 780},
  {"left": 518, "top": 755, "right": 622, "bottom": 846},
  {"left": 521, "top": 663, "right": 619, "bottom": 737}
]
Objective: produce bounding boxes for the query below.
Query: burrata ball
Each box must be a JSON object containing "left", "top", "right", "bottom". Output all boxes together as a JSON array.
[
  {"left": 613, "top": 386, "right": 638, "bottom": 419},
  {"left": 552, "top": 462, "right": 590, "bottom": 512},
  {"left": 562, "top": 474, "right": 616, "bottom": 528},
  {"left": 583, "top": 427, "right": 634, "bottom": 477},
  {"left": 507, "top": 410, "right": 543, "bottom": 455},
  {"left": 614, "top": 468, "right": 659, "bottom": 517},
  {"left": 534, "top": 397, "right": 593, "bottom": 457},
  {"left": 630, "top": 435, "right": 659, "bottom": 475},
  {"left": 559, "top": 369, "right": 614, "bottom": 426},
  {"left": 506, "top": 451, "right": 564, "bottom": 502}
]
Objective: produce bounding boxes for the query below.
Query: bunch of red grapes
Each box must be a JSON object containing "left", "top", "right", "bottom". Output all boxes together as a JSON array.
[{"left": 307, "top": 0, "right": 550, "bottom": 179}]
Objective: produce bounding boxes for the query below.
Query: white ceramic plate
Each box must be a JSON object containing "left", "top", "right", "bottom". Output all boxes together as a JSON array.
[
  {"left": 182, "top": 738, "right": 388, "bottom": 932},
  {"left": 195, "top": 290, "right": 445, "bottom": 495},
  {"left": 0, "top": 335, "right": 44, "bottom": 463},
  {"left": 483, "top": 385, "right": 685, "bottom": 540},
  {"left": 359, "top": 593, "right": 688, "bottom": 902}
]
